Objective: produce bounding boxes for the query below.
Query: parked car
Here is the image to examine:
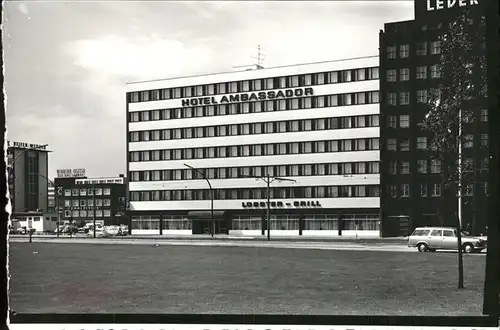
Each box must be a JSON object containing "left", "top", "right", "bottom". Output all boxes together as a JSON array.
[{"left": 408, "top": 227, "right": 487, "bottom": 253}]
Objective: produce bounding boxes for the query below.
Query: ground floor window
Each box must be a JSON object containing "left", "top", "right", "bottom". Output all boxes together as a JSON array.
[
  {"left": 132, "top": 216, "right": 160, "bottom": 230},
  {"left": 163, "top": 216, "right": 191, "bottom": 230},
  {"left": 304, "top": 214, "right": 339, "bottom": 230},
  {"left": 271, "top": 215, "right": 299, "bottom": 230},
  {"left": 342, "top": 214, "right": 379, "bottom": 230},
  {"left": 232, "top": 216, "right": 261, "bottom": 230}
]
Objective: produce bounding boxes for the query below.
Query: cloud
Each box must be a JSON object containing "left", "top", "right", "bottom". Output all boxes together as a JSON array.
[{"left": 64, "top": 34, "right": 216, "bottom": 81}]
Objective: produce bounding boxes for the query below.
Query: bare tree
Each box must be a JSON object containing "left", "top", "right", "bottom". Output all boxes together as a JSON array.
[{"left": 419, "top": 10, "right": 486, "bottom": 289}]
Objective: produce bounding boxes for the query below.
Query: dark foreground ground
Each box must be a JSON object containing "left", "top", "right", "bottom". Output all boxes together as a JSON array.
[{"left": 9, "top": 242, "right": 486, "bottom": 315}]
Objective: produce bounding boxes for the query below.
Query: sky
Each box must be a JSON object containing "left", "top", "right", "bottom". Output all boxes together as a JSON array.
[{"left": 4, "top": 0, "right": 414, "bottom": 179}]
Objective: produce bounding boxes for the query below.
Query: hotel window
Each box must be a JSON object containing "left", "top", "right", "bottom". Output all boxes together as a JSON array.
[
  {"left": 289, "top": 98, "right": 299, "bottom": 110},
  {"left": 290, "top": 76, "right": 299, "bottom": 87},
  {"left": 342, "top": 140, "right": 352, "bottom": 152},
  {"left": 152, "top": 130, "right": 160, "bottom": 141},
  {"left": 432, "top": 183, "right": 441, "bottom": 197},
  {"left": 194, "top": 85, "right": 202, "bottom": 96},
  {"left": 130, "top": 112, "right": 139, "bottom": 122},
  {"left": 400, "top": 161, "right": 410, "bottom": 174},
  {"left": 277, "top": 122, "right": 286, "bottom": 133},
  {"left": 140, "top": 91, "right": 150, "bottom": 102},
  {"left": 207, "top": 84, "right": 215, "bottom": 95},
  {"left": 430, "top": 41, "right": 441, "bottom": 55},
  {"left": 399, "top": 115, "right": 410, "bottom": 128},
  {"left": 416, "top": 42, "right": 427, "bottom": 55},
  {"left": 229, "top": 82, "right": 238, "bottom": 93},
  {"left": 357, "top": 162, "right": 366, "bottom": 174},
  {"left": 183, "top": 87, "right": 192, "bottom": 97},
  {"left": 417, "top": 90, "right": 428, "bottom": 103},
  {"left": 328, "top": 72, "right": 338, "bottom": 84},
  {"left": 400, "top": 45, "right": 409, "bottom": 58},
  {"left": 387, "top": 116, "right": 397, "bottom": 128},
  {"left": 369, "top": 114, "right": 379, "bottom": 126},
  {"left": 252, "top": 79, "right": 262, "bottom": 91},
  {"left": 173, "top": 88, "right": 181, "bottom": 98},
  {"left": 430, "top": 65, "right": 441, "bottom": 78},
  {"left": 387, "top": 93, "right": 397, "bottom": 106},
  {"left": 386, "top": 69, "right": 397, "bottom": 82},
  {"left": 152, "top": 110, "right": 160, "bottom": 120},
  {"left": 303, "top": 142, "right": 313, "bottom": 153},
  {"left": 417, "top": 160, "right": 427, "bottom": 173},
  {"left": 265, "top": 144, "right": 274, "bottom": 155},
  {"left": 276, "top": 143, "right": 286, "bottom": 155},
  {"left": 303, "top": 120, "right": 313, "bottom": 131},
  {"left": 355, "top": 116, "right": 366, "bottom": 128},
  {"left": 400, "top": 68, "right": 410, "bottom": 81},
  {"left": 290, "top": 143, "right": 300, "bottom": 154},
  {"left": 399, "top": 92, "right": 410, "bottom": 105},
  {"left": 130, "top": 92, "right": 139, "bottom": 103},
  {"left": 388, "top": 161, "right": 397, "bottom": 174},
  {"left": 241, "top": 124, "right": 250, "bottom": 135},
  {"left": 252, "top": 145, "right": 262, "bottom": 156},
  {"left": 241, "top": 80, "right": 250, "bottom": 92},
  {"left": 95, "top": 188, "right": 103, "bottom": 196},
  {"left": 265, "top": 78, "right": 274, "bottom": 89},
  {"left": 421, "top": 184, "right": 428, "bottom": 197},
  {"left": 140, "top": 111, "right": 150, "bottom": 121},
  {"left": 355, "top": 69, "right": 365, "bottom": 81},
  {"left": 480, "top": 109, "right": 488, "bottom": 122},
  {"left": 71, "top": 199, "right": 79, "bottom": 207},
  {"left": 130, "top": 131, "right": 140, "bottom": 142},
  {"left": 315, "top": 141, "right": 326, "bottom": 153},
  {"left": 369, "top": 67, "right": 379, "bottom": 79},
  {"left": 315, "top": 73, "right": 325, "bottom": 85},
  {"left": 369, "top": 138, "right": 380, "bottom": 150},
  {"left": 342, "top": 94, "right": 352, "bottom": 106},
  {"left": 328, "top": 95, "right": 338, "bottom": 107},
  {"left": 401, "top": 184, "right": 410, "bottom": 197},
  {"left": 480, "top": 134, "right": 488, "bottom": 147},
  {"left": 266, "top": 101, "right": 275, "bottom": 111},
  {"left": 277, "top": 100, "right": 286, "bottom": 111},
  {"left": 400, "top": 139, "right": 410, "bottom": 151},
  {"left": 481, "top": 158, "right": 489, "bottom": 171},
  {"left": 278, "top": 77, "right": 287, "bottom": 88},
  {"left": 430, "top": 159, "right": 441, "bottom": 173},
  {"left": 161, "top": 89, "right": 170, "bottom": 100},
  {"left": 416, "top": 66, "right": 427, "bottom": 79},
  {"left": 387, "top": 139, "right": 397, "bottom": 151},
  {"left": 387, "top": 46, "right": 396, "bottom": 59},
  {"left": 303, "top": 97, "right": 312, "bottom": 109},
  {"left": 417, "top": 137, "right": 427, "bottom": 150},
  {"left": 218, "top": 83, "right": 226, "bottom": 94},
  {"left": 303, "top": 74, "right": 313, "bottom": 86},
  {"left": 142, "top": 131, "right": 150, "bottom": 141},
  {"left": 342, "top": 70, "right": 352, "bottom": 82}
]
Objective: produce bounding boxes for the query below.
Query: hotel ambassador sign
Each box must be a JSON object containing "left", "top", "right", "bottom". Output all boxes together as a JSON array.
[{"left": 181, "top": 87, "right": 314, "bottom": 107}]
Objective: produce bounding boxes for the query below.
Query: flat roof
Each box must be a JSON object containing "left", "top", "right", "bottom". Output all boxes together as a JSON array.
[{"left": 126, "top": 55, "right": 379, "bottom": 86}]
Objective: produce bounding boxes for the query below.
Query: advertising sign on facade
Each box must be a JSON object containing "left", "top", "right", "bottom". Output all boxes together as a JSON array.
[
  {"left": 242, "top": 200, "right": 322, "bottom": 208},
  {"left": 57, "top": 168, "right": 86, "bottom": 178},
  {"left": 426, "top": 0, "right": 479, "bottom": 12},
  {"left": 181, "top": 87, "right": 314, "bottom": 107},
  {"left": 7, "top": 141, "right": 48, "bottom": 150}
]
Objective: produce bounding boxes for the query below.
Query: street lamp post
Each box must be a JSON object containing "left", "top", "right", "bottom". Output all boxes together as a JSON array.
[
  {"left": 92, "top": 183, "right": 97, "bottom": 238},
  {"left": 242, "top": 173, "right": 297, "bottom": 241},
  {"left": 184, "top": 164, "right": 214, "bottom": 237}
]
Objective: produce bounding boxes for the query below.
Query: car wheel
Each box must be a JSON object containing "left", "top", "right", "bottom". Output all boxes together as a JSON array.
[
  {"left": 463, "top": 243, "right": 474, "bottom": 253},
  {"left": 417, "top": 243, "right": 429, "bottom": 252}
]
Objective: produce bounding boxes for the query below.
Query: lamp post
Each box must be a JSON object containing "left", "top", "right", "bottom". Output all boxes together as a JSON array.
[
  {"left": 241, "top": 173, "right": 297, "bottom": 241},
  {"left": 184, "top": 164, "right": 214, "bottom": 237},
  {"left": 92, "top": 183, "right": 96, "bottom": 238}
]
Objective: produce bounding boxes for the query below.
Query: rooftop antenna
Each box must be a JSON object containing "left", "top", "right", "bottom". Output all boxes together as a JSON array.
[
  {"left": 251, "top": 44, "right": 266, "bottom": 68},
  {"left": 233, "top": 45, "right": 266, "bottom": 71}
]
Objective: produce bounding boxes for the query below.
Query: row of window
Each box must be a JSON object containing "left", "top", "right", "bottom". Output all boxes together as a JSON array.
[
  {"left": 386, "top": 65, "right": 445, "bottom": 82},
  {"left": 62, "top": 188, "right": 112, "bottom": 196},
  {"left": 128, "top": 67, "right": 380, "bottom": 103},
  {"left": 129, "top": 185, "right": 381, "bottom": 201},
  {"left": 129, "top": 138, "right": 381, "bottom": 162},
  {"left": 389, "top": 182, "right": 488, "bottom": 198},
  {"left": 386, "top": 134, "right": 488, "bottom": 151},
  {"left": 128, "top": 92, "right": 381, "bottom": 122},
  {"left": 129, "top": 115, "right": 380, "bottom": 142},
  {"left": 129, "top": 161, "right": 381, "bottom": 182},
  {"left": 386, "top": 110, "right": 488, "bottom": 130},
  {"left": 63, "top": 199, "right": 112, "bottom": 207},
  {"left": 63, "top": 209, "right": 111, "bottom": 219},
  {"left": 389, "top": 158, "right": 489, "bottom": 175},
  {"left": 130, "top": 214, "right": 380, "bottom": 231},
  {"left": 386, "top": 41, "right": 441, "bottom": 59}
]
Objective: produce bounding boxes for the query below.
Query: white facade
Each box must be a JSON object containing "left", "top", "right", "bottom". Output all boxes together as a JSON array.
[{"left": 126, "top": 56, "right": 381, "bottom": 236}]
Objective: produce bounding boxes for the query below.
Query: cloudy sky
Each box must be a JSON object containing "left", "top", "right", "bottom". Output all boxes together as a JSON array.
[{"left": 4, "top": 0, "right": 414, "bottom": 179}]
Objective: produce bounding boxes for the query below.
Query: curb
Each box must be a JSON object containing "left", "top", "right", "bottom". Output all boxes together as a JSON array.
[{"left": 9, "top": 234, "right": 407, "bottom": 245}]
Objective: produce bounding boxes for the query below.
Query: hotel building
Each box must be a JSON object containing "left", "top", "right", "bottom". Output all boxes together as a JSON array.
[
  {"left": 379, "top": 0, "right": 487, "bottom": 236},
  {"left": 126, "top": 56, "right": 381, "bottom": 236}
]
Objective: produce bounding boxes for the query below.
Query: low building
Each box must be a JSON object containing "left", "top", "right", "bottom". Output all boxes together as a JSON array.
[
  {"left": 10, "top": 211, "right": 58, "bottom": 233},
  {"left": 54, "top": 174, "right": 128, "bottom": 227}
]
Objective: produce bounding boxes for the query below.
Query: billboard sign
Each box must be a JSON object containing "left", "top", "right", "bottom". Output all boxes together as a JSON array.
[{"left": 57, "top": 168, "right": 86, "bottom": 178}]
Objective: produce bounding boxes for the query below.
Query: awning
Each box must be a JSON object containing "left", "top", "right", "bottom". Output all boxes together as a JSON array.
[{"left": 188, "top": 211, "right": 225, "bottom": 221}]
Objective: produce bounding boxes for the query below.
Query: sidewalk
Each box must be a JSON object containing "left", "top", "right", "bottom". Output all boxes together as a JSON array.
[{"left": 9, "top": 233, "right": 408, "bottom": 244}]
